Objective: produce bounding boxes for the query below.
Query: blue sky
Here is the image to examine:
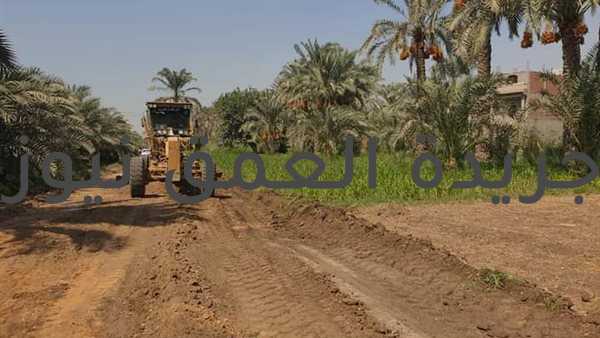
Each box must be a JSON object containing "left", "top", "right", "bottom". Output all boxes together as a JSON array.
[{"left": 2, "top": 0, "right": 599, "bottom": 130}]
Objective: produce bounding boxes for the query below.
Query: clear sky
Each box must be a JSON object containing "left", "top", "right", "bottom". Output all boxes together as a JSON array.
[{"left": 2, "top": 0, "right": 599, "bottom": 130}]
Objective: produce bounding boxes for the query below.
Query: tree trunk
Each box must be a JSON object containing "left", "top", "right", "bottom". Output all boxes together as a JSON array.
[
  {"left": 477, "top": 31, "right": 492, "bottom": 77},
  {"left": 560, "top": 23, "right": 582, "bottom": 77},
  {"left": 416, "top": 46, "right": 426, "bottom": 82}
]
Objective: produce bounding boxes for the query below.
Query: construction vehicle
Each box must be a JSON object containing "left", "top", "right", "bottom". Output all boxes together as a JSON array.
[{"left": 130, "top": 101, "right": 217, "bottom": 198}]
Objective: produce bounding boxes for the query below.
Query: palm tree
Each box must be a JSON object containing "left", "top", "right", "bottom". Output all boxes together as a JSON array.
[
  {"left": 241, "top": 90, "right": 290, "bottom": 154},
  {"left": 275, "top": 40, "right": 380, "bottom": 154},
  {"left": 70, "top": 85, "right": 137, "bottom": 161},
  {"left": 367, "top": 83, "right": 414, "bottom": 151},
  {"left": 520, "top": 0, "right": 599, "bottom": 77},
  {"left": 289, "top": 106, "right": 369, "bottom": 155},
  {"left": 150, "top": 68, "right": 202, "bottom": 101},
  {"left": 0, "top": 68, "right": 91, "bottom": 179},
  {"left": 276, "top": 40, "right": 381, "bottom": 110},
  {"left": 1, "top": 68, "right": 140, "bottom": 195},
  {"left": 0, "top": 30, "right": 17, "bottom": 74},
  {"left": 449, "top": 0, "right": 521, "bottom": 77},
  {"left": 361, "top": 0, "right": 450, "bottom": 82},
  {"left": 389, "top": 72, "right": 512, "bottom": 164}
]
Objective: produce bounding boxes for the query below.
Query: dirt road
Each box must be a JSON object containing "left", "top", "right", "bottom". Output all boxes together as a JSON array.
[{"left": 1, "top": 177, "right": 598, "bottom": 337}]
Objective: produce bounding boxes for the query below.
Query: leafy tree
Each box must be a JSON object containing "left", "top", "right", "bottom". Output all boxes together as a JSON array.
[
  {"left": 150, "top": 68, "right": 202, "bottom": 101},
  {"left": 0, "top": 30, "right": 17, "bottom": 74},
  {"left": 214, "top": 87, "right": 260, "bottom": 147},
  {"left": 449, "top": 0, "right": 521, "bottom": 77},
  {"left": 241, "top": 90, "right": 290, "bottom": 153},
  {"left": 361, "top": 0, "right": 450, "bottom": 82}
]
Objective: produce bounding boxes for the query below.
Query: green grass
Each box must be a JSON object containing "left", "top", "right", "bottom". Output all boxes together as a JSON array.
[
  {"left": 479, "top": 269, "right": 514, "bottom": 289},
  {"left": 208, "top": 148, "right": 600, "bottom": 206}
]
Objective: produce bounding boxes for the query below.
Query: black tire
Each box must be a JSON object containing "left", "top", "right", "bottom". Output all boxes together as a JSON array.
[
  {"left": 130, "top": 156, "right": 147, "bottom": 198},
  {"left": 201, "top": 162, "right": 217, "bottom": 197},
  {"left": 141, "top": 155, "right": 150, "bottom": 182}
]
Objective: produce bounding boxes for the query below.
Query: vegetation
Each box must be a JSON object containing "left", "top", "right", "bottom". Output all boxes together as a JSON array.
[
  {"left": 519, "top": 0, "right": 599, "bottom": 76},
  {"left": 214, "top": 87, "right": 261, "bottom": 147},
  {"left": 0, "top": 29, "right": 17, "bottom": 74},
  {"left": 150, "top": 68, "right": 202, "bottom": 101},
  {"left": 361, "top": 0, "right": 450, "bottom": 82},
  {"left": 241, "top": 89, "right": 289, "bottom": 154},
  {"left": 0, "top": 32, "right": 140, "bottom": 196},
  {"left": 277, "top": 40, "right": 380, "bottom": 110},
  {"left": 449, "top": 0, "right": 521, "bottom": 77},
  {"left": 209, "top": 147, "right": 600, "bottom": 205},
  {"left": 532, "top": 43, "right": 600, "bottom": 155},
  {"left": 3, "top": 0, "right": 600, "bottom": 204},
  {"left": 479, "top": 269, "right": 513, "bottom": 289},
  {"left": 276, "top": 40, "right": 379, "bottom": 154}
]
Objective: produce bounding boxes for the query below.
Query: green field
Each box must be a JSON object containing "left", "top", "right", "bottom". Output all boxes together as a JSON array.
[{"left": 209, "top": 149, "right": 600, "bottom": 206}]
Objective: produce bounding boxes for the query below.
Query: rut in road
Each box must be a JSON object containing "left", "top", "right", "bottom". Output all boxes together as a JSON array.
[{"left": 180, "top": 191, "right": 382, "bottom": 337}]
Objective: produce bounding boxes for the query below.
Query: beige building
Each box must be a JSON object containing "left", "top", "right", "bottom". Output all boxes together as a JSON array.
[{"left": 498, "top": 71, "right": 563, "bottom": 143}]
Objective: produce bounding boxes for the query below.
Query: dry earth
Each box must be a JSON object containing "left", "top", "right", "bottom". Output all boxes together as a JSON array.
[
  {"left": 354, "top": 196, "right": 600, "bottom": 319},
  {"left": 1, "top": 174, "right": 599, "bottom": 337}
]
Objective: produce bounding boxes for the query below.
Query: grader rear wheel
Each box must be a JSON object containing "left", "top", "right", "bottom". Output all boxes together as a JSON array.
[{"left": 130, "top": 156, "right": 147, "bottom": 198}]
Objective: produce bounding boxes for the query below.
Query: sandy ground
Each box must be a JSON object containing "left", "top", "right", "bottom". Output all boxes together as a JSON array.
[
  {"left": 1, "top": 174, "right": 599, "bottom": 337},
  {"left": 354, "top": 196, "right": 600, "bottom": 317}
]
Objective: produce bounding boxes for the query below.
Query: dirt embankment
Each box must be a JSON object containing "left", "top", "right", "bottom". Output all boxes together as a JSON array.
[
  {"left": 354, "top": 197, "right": 600, "bottom": 318},
  {"left": 1, "top": 181, "right": 598, "bottom": 337}
]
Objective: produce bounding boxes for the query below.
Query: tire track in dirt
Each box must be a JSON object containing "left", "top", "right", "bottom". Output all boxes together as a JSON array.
[
  {"left": 180, "top": 193, "right": 382, "bottom": 337},
  {"left": 269, "top": 241, "right": 428, "bottom": 338},
  {"left": 268, "top": 198, "right": 600, "bottom": 338}
]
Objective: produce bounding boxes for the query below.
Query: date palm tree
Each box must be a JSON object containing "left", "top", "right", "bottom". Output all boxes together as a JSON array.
[
  {"left": 361, "top": 0, "right": 450, "bottom": 82},
  {"left": 150, "top": 68, "right": 202, "bottom": 101},
  {"left": 388, "top": 72, "right": 512, "bottom": 164},
  {"left": 449, "top": 0, "right": 521, "bottom": 77},
  {"left": 1, "top": 68, "right": 139, "bottom": 195},
  {"left": 0, "top": 30, "right": 17, "bottom": 74},
  {"left": 0, "top": 68, "right": 89, "bottom": 179},
  {"left": 289, "top": 106, "right": 369, "bottom": 155},
  {"left": 276, "top": 40, "right": 379, "bottom": 154},
  {"left": 276, "top": 40, "right": 380, "bottom": 111},
  {"left": 520, "top": 0, "right": 599, "bottom": 77},
  {"left": 70, "top": 85, "right": 137, "bottom": 161},
  {"left": 241, "top": 90, "right": 290, "bottom": 153}
]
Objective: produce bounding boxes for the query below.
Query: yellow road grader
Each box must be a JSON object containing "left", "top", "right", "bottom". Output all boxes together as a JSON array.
[{"left": 130, "top": 101, "right": 217, "bottom": 198}]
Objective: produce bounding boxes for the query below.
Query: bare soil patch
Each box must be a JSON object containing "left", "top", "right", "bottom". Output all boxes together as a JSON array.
[{"left": 354, "top": 195, "right": 600, "bottom": 319}]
